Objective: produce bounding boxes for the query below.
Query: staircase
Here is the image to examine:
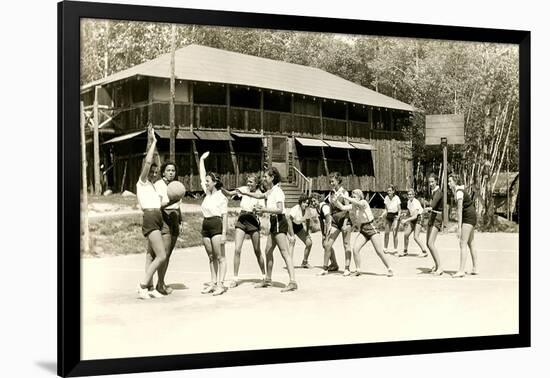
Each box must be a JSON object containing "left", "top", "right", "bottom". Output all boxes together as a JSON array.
[
  {"left": 281, "top": 167, "right": 312, "bottom": 208},
  {"left": 280, "top": 182, "right": 304, "bottom": 208}
]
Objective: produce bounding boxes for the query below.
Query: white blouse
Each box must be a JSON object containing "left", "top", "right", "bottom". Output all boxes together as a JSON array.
[
  {"left": 237, "top": 186, "right": 264, "bottom": 212},
  {"left": 407, "top": 198, "right": 423, "bottom": 216},
  {"left": 384, "top": 195, "right": 401, "bottom": 213},
  {"left": 136, "top": 179, "right": 161, "bottom": 210},
  {"left": 289, "top": 205, "right": 312, "bottom": 225},
  {"left": 266, "top": 184, "right": 285, "bottom": 209},
  {"left": 201, "top": 190, "right": 228, "bottom": 218},
  {"left": 350, "top": 200, "right": 374, "bottom": 225}
]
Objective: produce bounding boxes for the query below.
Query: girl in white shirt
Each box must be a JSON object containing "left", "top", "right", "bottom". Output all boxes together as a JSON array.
[
  {"left": 381, "top": 185, "right": 401, "bottom": 254},
  {"left": 340, "top": 190, "right": 393, "bottom": 277},
  {"left": 136, "top": 126, "right": 171, "bottom": 300},
  {"left": 287, "top": 194, "right": 313, "bottom": 268},
  {"left": 238, "top": 167, "right": 297, "bottom": 292},
  {"left": 199, "top": 152, "right": 229, "bottom": 296},
  {"left": 399, "top": 189, "right": 429, "bottom": 257},
  {"left": 222, "top": 174, "right": 266, "bottom": 287}
]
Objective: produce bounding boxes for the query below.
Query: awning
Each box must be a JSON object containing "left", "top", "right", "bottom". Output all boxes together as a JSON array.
[
  {"left": 295, "top": 137, "right": 328, "bottom": 148},
  {"left": 231, "top": 132, "right": 263, "bottom": 139},
  {"left": 324, "top": 140, "right": 354, "bottom": 149},
  {"left": 194, "top": 130, "right": 234, "bottom": 141},
  {"left": 155, "top": 129, "right": 197, "bottom": 140},
  {"left": 350, "top": 142, "right": 375, "bottom": 151},
  {"left": 102, "top": 130, "right": 146, "bottom": 144}
]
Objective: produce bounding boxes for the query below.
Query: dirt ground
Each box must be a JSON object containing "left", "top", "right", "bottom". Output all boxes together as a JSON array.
[{"left": 81, "top": 231, "right": 519, "bottom": 360}]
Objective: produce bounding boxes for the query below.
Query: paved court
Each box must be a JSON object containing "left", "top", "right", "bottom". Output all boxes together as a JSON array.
[{"left": 81, "top": 231, "right": 519, "bottom": 360}]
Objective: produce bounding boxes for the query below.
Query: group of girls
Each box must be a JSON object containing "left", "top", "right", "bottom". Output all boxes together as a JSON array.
[
  {"left": 379, "top": 174, "right": 478, "bottom": 277},
  {"left": 136, "top": 126, "right": 478, "bottom": 299}
]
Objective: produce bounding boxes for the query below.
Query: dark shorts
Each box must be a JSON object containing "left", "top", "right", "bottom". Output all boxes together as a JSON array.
[
  {"left": 462, "top": 206, "right": 477, "bottom": 226},
  {"left": 161, "top": 208, "right": 181, "bottom": 236},
  {"left": 331, "top": 211, "right": 349, "bottom": 230},
  {"left": 428, "top": 213, "right": 443, "bottom": 231},
  {"left": 270, "top": 214, "right": 289, "bottom": 234},
  {"left": 386, "top": 212, "right": 399, "bottom": 223},
  {"left": 292, "top": 222, "right": 304, "bottom": 234},
  {"left": 235, "top": 212, "right": 260, "bottom": 235},
  {"left": 410, "top": 215, "right": 421, "bottom": 228},
  {"left": 359, "top": 222, "right": 378, "bottom": 241},
  {"left": 201, "top": 216, "right": 223, "bottom": 239},
  {"left": 142, "top": 209, "right": 163, "bottom": 237}
]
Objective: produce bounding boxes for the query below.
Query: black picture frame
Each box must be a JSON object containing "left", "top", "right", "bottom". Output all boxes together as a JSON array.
[{"left": 58, "top": 1, "right": 531, "bottom": 376}]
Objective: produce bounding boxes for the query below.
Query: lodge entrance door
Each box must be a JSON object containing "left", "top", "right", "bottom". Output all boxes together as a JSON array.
[{"left": 269, "top": 136, "right": 288, "bottom": 181}]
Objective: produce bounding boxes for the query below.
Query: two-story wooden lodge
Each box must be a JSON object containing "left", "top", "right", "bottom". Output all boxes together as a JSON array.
[{"left": 81, "top": 44, "right": 414, "bottom": 201}]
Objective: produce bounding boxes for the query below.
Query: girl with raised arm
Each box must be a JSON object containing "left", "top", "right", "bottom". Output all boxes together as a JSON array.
[
  {"left": 287, "top": 194, "right": 314, "bottom": 268},
  {"left": 341, "top": 190, "right": 393, "bottom": 277},
  {"left": 423, "top": 174, "right": 444, "bottom": 275},
  {"left": 237, "top": 167, "right": 298, "bottom": 292},
  {"left": 136, "top": 126, "right": 169, "bottom": 299},
  {"left": 448, "top": 174, "right": 478, "bottom": 277},
  {"left": 399, "top": 189, "right": 429, "bottom": 257},
  {"left": 199, "top": 152, "right": 229, "bottom": 296},
  {"left": 222, "top": 174, "right": 266, "bottom": 287}
]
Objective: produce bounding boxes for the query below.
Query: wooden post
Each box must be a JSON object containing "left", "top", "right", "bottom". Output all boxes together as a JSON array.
[
  {"left": 169, "top": 24, "right": 176, "bottom": 162},
  {"left": 93, "top": 86, "right": 102, "bottom": 195},
  {"left": 345, "top": 103, "right": 350, "bottom": 142},
  {"left": 260, "top": 90, "right": 264, "bottom": 134},
  {"left": 368, "top": 107, "right": 373, "bottom": 140},
  {"left": 191, "top": 140, "right": 200, "bottom": 191},
  {"left": 189, "top": 82, "right": 194, "bottom": 132},
  {"left": 228, "top": 140, "right": 239, "bottom": 188},
  {"left": 226, "top": 85, "right": 231, "bottom": 130},
  {"left": 319, "top": 100, "right": 324, "bottom": 140},
  {"left": 321, "top": 147, "right": 329, "bottom": 178},
  {"left": 80, "top": 102, "right": 90, "bottom": 254},
  {"left": 442, "top": 139, "right": 448, "bottom": 229},
  {"left": 120, "top": 161, "right": 128, "bottom": 193},
  {"left": 347, "top": 149, "right": 355, "bottom": 176}
]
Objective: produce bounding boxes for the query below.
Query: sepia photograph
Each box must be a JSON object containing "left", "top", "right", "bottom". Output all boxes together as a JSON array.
[{"left": 73, "top": 4, "right": 525, "bottom": 370}]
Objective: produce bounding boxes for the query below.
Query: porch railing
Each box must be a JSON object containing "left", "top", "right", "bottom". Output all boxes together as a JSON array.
[{"left": 292, "top": 166, "right": 312, "bottom": 196}]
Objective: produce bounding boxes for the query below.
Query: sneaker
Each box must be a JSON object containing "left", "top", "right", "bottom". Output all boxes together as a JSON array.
[
  {"left": 212, "top": 285, "right": 227, "bottom": 296},
  {"left": 156, "top": 285, "right": 172, "bottom": 295},
  {"left": 226, "top": 280, "right": 239, "bottom": 288},
  {"left": 148, "top": 289, "right": 165, "bottom": 298},
  {"left": 301, "top": 261, "right": 312, "bottom": 269},
  {"left": 343, "top": 269, "right": 351, "bottom": 277},
  {"left": 281, "top": 281, "right": 298, "bottom": 292},
  {"left": 254, "top": 279, "right": 272, "bottom": 288},
  {"left": 350, "top": 271, "right": 361, "bottom": 277},
  {"left": 419, "top": 251, "right": 429, "bottom": 258},
  {"left": 383, "top": 248, "right": 389, "bottom": 254},
  {"left": 137, "top": 284, "right": 151, "bottom": 300},
  {"left": 387, "top": 268, "right": 394, "bottom": 277},
  {"left": 317, "top": 269, "right": 329, "bottom": 276},
  {"left": 201, "top": 283, "right": 216, "bottom": 294},
  {"left": 328, "top": 263, "right": 339, "bottom": 272},
  {"left": 398, "top": 251, "right": 408, "bottom": 257}
]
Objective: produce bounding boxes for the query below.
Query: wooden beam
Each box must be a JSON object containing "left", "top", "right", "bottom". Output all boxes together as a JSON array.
[
  {"left": 228, "top": 140, "right": 239, "bottom": 188},
  {"left": 319, "top": 100, "right": 324, "bottom": 140},
  {"left": 191, "top": 139, "right": 200, "bottom": 191},
  {"left": 368, "top": 107, "right": 373, "bottom": 140},
  {"left": 169, "top": 24, "right": 176, "bottom": 162},
  {"left": 226, "top": 85, "right": 231, "bottom": 130},
  {"left": 260, "top": 90, "right": 264, "bottom": 135},
  {"left": 321, "top": 147, "right": 329, "bottom": 177},
  {"left": 93, "top": 86, "right": 102, "bottom": 195},
  {"left": 189, "top": 82, "right": 195, "bottom": 132},
  {"left": 345, "top": 103, "right": 350, "bottom": 142},
  {"left": 347, "top": 149, "right": 355, "bottom": 176},
  {"left": 80, "top": 101, "right": 90, "bottom": 254}
]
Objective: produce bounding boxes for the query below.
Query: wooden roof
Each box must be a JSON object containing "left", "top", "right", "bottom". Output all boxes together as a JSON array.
[{"left": 82, "top": 44, "right": 414, "bottom": 112}]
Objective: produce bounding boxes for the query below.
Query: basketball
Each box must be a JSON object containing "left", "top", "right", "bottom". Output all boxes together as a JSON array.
[{"left": 167, "top": 181, "right": 186, "bottom": 201}]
